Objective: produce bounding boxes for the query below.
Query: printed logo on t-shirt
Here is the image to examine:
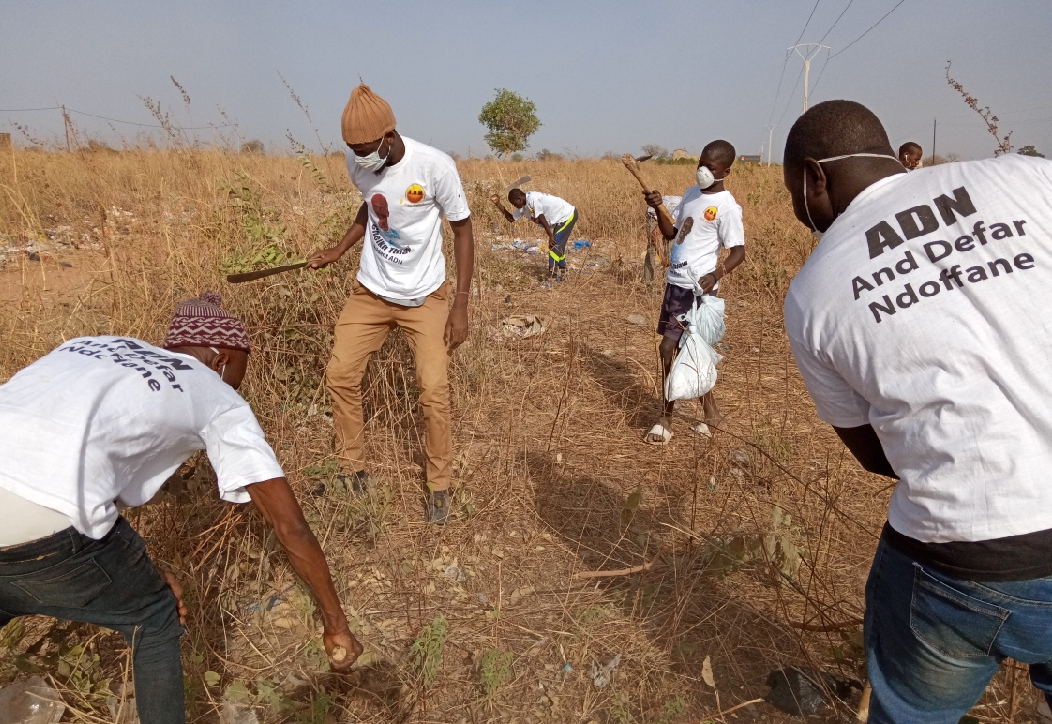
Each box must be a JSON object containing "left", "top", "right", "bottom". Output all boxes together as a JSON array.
[
  {"left": 847, "top": 185, "right": 1034, "bottom": 325},
  {"left": 57, "top": 338, "right": 194, "bottom": 393},
  {"left": 405, "top": 184, "right": 425, "bottom": 204},
  {"left": 704, "top": 206, "right": 718, "bottom": 222}
]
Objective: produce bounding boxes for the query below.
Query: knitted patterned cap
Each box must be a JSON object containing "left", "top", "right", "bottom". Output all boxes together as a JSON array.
[
  {"left": 341, "top": 84, "right": 396, "bottom": 145},
  {"left": 164, "top": 290, "right": 251, "bottom": 353}
]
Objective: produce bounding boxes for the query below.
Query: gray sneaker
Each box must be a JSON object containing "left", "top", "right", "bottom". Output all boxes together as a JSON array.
[{"left": 428, "top": 489, "right": 450, "bottom": 525}]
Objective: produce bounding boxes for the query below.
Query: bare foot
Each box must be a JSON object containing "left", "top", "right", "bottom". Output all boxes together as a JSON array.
[{"left": 644, "top": 416, "right": 673, "bottom": 444}]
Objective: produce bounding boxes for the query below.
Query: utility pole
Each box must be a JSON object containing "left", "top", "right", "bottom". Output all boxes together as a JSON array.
[
  {"left": 932, "top": 118, "right": 937, "bottom": 166},
  {"left": 764, "top": 124, "right": 778, "bottom": 166},
  {"left": 789, "top": 44, "right": 829, "bottom": 113},
  {"left": 61, "top": 105, "right": 72, "bottom": 153}
]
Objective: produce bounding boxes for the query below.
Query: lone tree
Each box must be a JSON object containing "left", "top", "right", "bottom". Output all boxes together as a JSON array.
[
  {"left": 478, "top": 89, "right": 541, "bottom": 159},
  {"left": 1018, "top": 145, "right": 1046, "bottom": 158}
]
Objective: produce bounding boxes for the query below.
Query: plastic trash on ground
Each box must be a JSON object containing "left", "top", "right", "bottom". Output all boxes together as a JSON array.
[
  {"left": 573, "top": 240, "right": 592, "bottom": 250},
  {"left": 0, "top": 676, "right": 66, "bottom": 724},
  {"left": 665, "top": 295, "right": 725, "bottom": 401},
  {"left": 220, "top": 700, "right": 260, "bottom": 724},
  {"left": 590, "top": 654, "right": 621, "bottom": 688},
  {"left": 764, "top": 667, "right": 858, "bottom": 716}
]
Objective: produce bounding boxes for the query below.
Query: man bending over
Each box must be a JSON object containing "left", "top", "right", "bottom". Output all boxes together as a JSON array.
[{"left": 0, "top": 292, "right": 361, "bottom": 724}]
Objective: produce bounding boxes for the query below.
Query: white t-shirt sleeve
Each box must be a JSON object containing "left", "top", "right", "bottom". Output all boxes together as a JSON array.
[
  {"left": 431, "top": 156, "right": 470, "bottom": 222},
  {"left": 202, "top": 406, "right": 286, "bottom": 503},
  {"left": 787, "top": 333, "right": 871, "bottom": 428},
  {"left": 718, "top": 204, "right": 745, "bottom": 249}
]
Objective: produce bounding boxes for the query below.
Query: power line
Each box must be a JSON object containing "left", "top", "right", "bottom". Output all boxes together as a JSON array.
[
  {"left": 1, "top": 105, "right": 233, "bottom": 130},
  {"left": 808, "top": 0, "right": 907, "bottom": 97},
  {"left": 765, "top": 0, "right": 824, "bottom": 129}
]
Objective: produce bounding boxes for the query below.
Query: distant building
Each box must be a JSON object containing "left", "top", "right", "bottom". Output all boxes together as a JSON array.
[
  {"left": 738, "top": 155, "right": 762, "bottom": 165},
  {"left": 671, "top": 148, "right": 693, "bottom": 160}
]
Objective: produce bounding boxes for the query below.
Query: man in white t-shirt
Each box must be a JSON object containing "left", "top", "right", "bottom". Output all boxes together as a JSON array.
[
  {"left": 490, "top": 189, "right": 579, "bottom": 281},
  {"left": 308, "top": 84, "right": 474, "bottom": 525},
  {"left": 642, "top": 140, "right": 746, "bottom": 444},
  {"left": 898, "top": 141, "right": 923, "bottom": 171},
  {"left": 783, "top": 100, "right": 1052, "bottom": 723},
  {"left": 0, "top": 292, "right": 360, "bottom": 724}
]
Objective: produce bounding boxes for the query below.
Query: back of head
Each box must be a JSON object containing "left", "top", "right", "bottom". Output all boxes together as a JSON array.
[
  {"left": 165, "top": 290, "right": 251, "bottom": 353},
  {"left": 703, "top": 140, "right": 736, "bottom": 166},
  {"left": 784, "top": 100, "right": 893, "bottom": 172},
  {"left": 899, "top": 141, "right": 922, "bottom": 156},
  {"left": 341, "top": 83, "right": 397, "bottom": 145}
]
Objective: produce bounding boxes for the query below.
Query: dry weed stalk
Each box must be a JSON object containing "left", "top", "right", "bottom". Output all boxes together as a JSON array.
[{"left": 945, "top": 60, "right": 1013, "bottom": 156}]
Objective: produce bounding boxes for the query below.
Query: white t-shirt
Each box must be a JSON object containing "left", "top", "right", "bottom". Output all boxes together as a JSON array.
[
  {"left": 513, "top": 191, "right": 575, "bottom": 227},
  {"left": 668, "top": 187, "right": 745, "bottom": 289},
  {"left": 0, "top": 336, "right": 285, "bottom": 539},
  {"left": 346, "top": 137, "right": 470, "bottom": 301},
  {"left": 784, "top": 155, "right": 1052, "bottom": 543}
]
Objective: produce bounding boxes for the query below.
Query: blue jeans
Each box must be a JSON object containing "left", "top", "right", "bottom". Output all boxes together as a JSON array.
[
  {"left": 0, "top": 517, "right": 185, "bottom": 724},
  {"left": 865, "top": 537, "right": 1052, "bottom": 723}
]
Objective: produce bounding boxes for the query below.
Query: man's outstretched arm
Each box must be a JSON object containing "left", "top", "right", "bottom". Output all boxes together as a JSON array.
[{"left": 247, "top": 477, "right": 363, "bottom": 670}]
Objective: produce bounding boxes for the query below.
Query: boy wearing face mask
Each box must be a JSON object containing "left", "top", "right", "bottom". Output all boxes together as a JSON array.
[
  {"left": 308, "top": 84, "right": 475, "bottom": 525},
  {"left": 642, "top": 140, "right": 746, "bottom": 444}
]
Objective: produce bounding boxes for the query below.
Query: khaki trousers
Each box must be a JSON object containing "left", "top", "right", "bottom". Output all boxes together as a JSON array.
[{"left": 325, "top": 280, "right": 452, "bottom": 491}]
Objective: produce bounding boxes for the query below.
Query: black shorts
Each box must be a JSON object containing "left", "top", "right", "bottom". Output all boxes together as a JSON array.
[{"left": 657, "top": 283, "right": 715, "bottom": 340}]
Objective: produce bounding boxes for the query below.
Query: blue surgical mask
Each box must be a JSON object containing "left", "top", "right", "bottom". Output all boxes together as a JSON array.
[
  {"left": 354, "top": 137, "right": 390, "bottom": 173},
  {"left": 803, "top": 152, "right": 900, "bottom": 235}
]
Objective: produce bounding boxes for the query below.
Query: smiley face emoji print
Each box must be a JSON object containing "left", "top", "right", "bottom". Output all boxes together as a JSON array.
[
  {"left": 406, "top": 183, "right": 425, "bottom": 204},
  {"left": 704, "top": 206, "right": 718, "bottom": 222}
]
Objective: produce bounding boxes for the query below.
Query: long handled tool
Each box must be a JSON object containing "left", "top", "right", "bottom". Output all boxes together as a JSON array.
[
  {"left": 226, "top": 261, "right": 307, "bottom": 284},
  {"left": 503, "top": 175, "right": 531, "bottom": 194},
  {"left": 621, "top": 153, "right": 675, "bottom": 228}
]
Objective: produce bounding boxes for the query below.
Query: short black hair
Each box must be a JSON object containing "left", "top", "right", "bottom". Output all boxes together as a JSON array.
[
  {"left": 784, "top": 100, "right": 893, "bottom": 172},
  {"left": 899, "top": 141, "right": 922, "bottom": 156},
  {"left": 508, "top": 188, "right": 526, "bottom": 202},
  {"left": 702, "top": 140, "right": 736, "bottom": 166}
]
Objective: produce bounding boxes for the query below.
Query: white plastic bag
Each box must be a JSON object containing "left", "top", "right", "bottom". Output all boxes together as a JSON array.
[{"left": 665, "top": 294, "right": 725, "bottom": 402}]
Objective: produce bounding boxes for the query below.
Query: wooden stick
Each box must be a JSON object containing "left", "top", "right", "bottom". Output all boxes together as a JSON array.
[
  {"left": 690, "top": 698, "right": 764, "bottom": 723},
  {"left": 856, "top": 682, "right": 872, "bottom": 722},
  {"left": 573, "top": 549, "right": 664, "bottom": 579},
  {"left": 621, "top": 153, "right": 675, "bottom": 228}
]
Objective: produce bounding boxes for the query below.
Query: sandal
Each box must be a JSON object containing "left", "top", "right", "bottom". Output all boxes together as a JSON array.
[{"left": 644, "top": 422, "right": 673, "bottom": 445}]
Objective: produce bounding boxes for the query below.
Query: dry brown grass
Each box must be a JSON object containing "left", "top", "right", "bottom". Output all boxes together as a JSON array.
[{"left": 0, "top": 148, "right": 1037, "bottom": 723}]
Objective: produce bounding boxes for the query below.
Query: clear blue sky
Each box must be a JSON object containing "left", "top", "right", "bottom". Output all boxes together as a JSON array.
[{"left": 3, "top": 0, "right": 1050, "bottom": 161}]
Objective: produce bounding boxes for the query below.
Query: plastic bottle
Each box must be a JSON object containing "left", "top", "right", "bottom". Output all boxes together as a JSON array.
[{"left": 0, "top": 676, "right": 66, "bottom": 724}]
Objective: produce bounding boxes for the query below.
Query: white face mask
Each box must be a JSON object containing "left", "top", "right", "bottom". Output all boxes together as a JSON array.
[
  {"left": 696, "top": 165, "right": 727, "bottom": 190},
  {"left": 803, "top": 152, "right": 901, "bottom": 235},
  {"left": 209, "top": 346, "right": 226, "bottom": 382},
  {"left": 353, "top": 137, "right": 390, "bottom": 173}
]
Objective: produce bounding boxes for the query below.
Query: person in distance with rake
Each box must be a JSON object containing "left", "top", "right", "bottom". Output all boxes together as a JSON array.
[
  {"left": 490, "top": 187, "right": 579, "bottom": 283},
  {"left": 641, "top": 140, "right": 746, "bottom": 444},
  {"left": 0, "top": 291, "right": 361, "bottom": 724}
]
